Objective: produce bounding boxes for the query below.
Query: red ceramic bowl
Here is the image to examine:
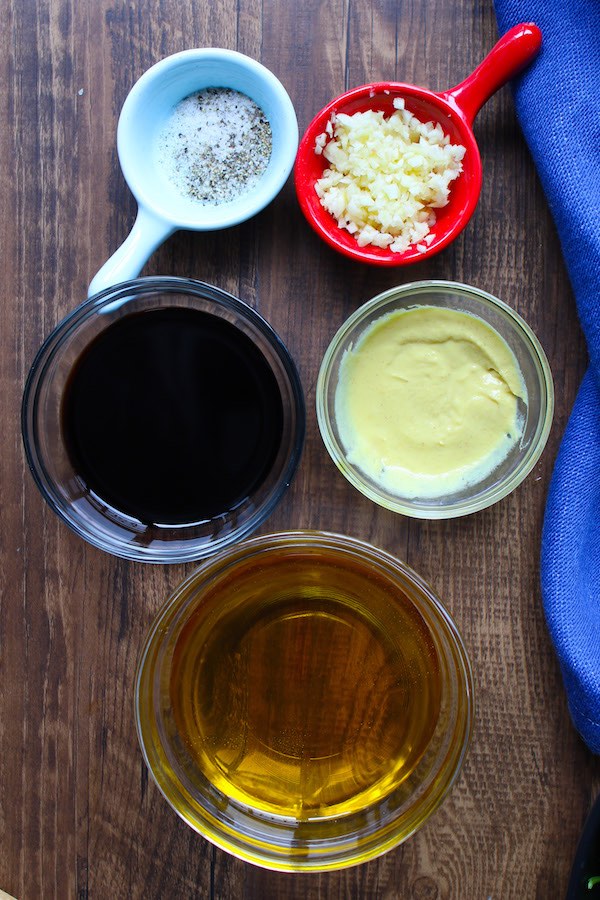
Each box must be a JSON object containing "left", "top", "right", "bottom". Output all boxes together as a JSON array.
[{"left": 295, "top": 23, "right": 541, "bottom": 266}]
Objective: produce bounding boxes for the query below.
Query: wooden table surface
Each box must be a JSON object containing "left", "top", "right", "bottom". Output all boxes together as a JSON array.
[{"left": 2, "top": 0, "right": 599, "bottom": 897}]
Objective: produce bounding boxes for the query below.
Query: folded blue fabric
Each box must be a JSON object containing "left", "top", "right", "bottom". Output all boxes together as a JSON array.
[{"left": 493, "top": 1, "right": 600, "bottom": 751}]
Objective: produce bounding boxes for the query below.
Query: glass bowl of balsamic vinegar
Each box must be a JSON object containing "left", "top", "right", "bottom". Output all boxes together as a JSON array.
[{"left": 22, "top": 277, "right": 305, "bottom": 563}]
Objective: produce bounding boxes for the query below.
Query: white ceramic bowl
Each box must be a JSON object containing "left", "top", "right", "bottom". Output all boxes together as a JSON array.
[{"left": 89, "top": 49, "right": 298, "bottom": 296}]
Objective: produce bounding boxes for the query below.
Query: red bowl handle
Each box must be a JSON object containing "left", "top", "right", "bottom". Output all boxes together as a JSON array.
[{"left": 440, "top": 22, "right": 542, "bottom": 125}]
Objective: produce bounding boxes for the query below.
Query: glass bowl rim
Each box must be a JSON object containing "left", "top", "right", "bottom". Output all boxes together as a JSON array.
[
  {"left": 134, "top": 529, "right": 474, "bottom": 871},
  {"left": 316, "top": 279, "right": 554, "bottom": 519},
  {"left": 21, "top": 276, "right": 306, "bottom": 563}
]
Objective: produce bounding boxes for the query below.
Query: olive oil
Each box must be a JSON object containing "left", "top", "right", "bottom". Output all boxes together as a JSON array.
[{"left": 169, "top": 545, "right": 442, "bottom": 819}]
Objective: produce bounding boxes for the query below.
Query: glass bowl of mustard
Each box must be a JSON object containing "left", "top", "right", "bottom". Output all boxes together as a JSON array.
[
  {"left": 135, "top": 530, "right": 473, "bottom": 871},
  {"left": 317, "top": 280, "right": 554, "bottom": 518}
]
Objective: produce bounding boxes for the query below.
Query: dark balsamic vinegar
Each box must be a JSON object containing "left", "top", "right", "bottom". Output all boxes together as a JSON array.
[{"left": 61, "top": 308, "right": 284, "bottom": 525}]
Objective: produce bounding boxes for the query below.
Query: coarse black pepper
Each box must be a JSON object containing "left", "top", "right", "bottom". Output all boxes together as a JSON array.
[{"left": 156, "top": 87, "right": 273, "bottom": 205}]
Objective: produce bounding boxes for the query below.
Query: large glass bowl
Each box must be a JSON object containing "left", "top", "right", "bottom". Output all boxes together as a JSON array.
[
  {"left": 22, "top": 277, "right": 305, "bottom": 563},
  {"left": 135, "top": 530, "right": 473, "bottom": 871},
  {"left": 317, "top": 280, "right": 554, "bottom": 519}
]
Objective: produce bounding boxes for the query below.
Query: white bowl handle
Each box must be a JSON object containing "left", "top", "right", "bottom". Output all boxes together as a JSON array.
[{"left": 88, "top": 206, "right": 175, "bottom": 297}]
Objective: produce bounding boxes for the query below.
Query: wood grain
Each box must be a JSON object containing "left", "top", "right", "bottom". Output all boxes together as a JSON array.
[{"left": 1, "top": 0, "right": 598, "bottom": 897}]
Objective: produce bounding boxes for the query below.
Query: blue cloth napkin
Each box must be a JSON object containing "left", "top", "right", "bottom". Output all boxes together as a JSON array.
[{"left": 493, "top": 1, "right": 600, "bottom": 752}]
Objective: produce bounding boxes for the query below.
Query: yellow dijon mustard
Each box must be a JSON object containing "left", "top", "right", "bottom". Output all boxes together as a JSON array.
[{"left": 335, "top": 306, "right": 527, "bottom": 498}]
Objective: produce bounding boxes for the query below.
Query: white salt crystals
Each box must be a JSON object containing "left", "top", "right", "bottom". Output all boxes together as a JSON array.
[
  {"left": 156, "top": 88, "right": 273, "bottom": 205},
  {"left": 314, "top": 99, "right": 466, "bottom": 253}
]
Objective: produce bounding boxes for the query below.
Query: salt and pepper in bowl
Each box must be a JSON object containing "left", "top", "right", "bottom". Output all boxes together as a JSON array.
[{"left": 89, "top": 48, "right": 298, "bottom": 296}]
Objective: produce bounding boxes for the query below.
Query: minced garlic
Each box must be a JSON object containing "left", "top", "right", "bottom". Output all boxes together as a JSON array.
[{"left": 314, "top": 99, "right": 466, "bottom": 253}]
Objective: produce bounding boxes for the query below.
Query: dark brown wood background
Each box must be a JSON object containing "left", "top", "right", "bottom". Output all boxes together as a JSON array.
[{"left": 1, "top": 0, "right": 598, "bottom": 897}]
